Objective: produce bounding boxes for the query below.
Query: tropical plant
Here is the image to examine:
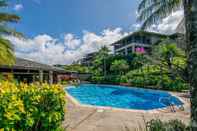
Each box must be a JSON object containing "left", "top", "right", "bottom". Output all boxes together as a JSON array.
[
  {"left": 151, "top": 41, "right": 186, "bottom": 80},
  {"left": 63, "top": 64, "right": 90, "bottom": 73},
  {"left": 92, "top": 46, "right": 110, "bottom": 76},
  {"left": 138, "top": 0, "right": 197, "bottom": 129},
  {"left": 0, "top": 0, "right": 20, "bottom": 65},
  {"left": 110, "top": 59, "right": 129, "bottom": 75},
  {"left": 0, "top": 81, "right": 66, "bottom": 131},
  {"left": 124, "top": 64, "right": 188, "bottom": 91},
  {"left": 146, "top": 119, "right": 190, "bottom": 131},
  {"left": 0, "top": 38, "right": 15, "bottom": 64},
  {"left": 131, "top": 53, "right": 148, "bottom": 69}
]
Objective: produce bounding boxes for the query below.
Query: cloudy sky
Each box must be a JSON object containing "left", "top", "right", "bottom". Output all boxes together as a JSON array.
[{"left": 7, "top": 0, "right": 183, "bottom": 65}]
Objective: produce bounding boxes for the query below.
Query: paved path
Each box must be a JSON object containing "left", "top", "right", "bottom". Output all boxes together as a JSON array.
[{"left": 63, "top": 94, "right": 190, "bottom": 131}]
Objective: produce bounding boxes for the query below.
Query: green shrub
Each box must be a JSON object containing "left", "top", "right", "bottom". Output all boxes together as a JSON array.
[
  {"left": 91, "top": 75, "right": 121, "bottom": 84},
  {"left": 146, "top": 119, "right": 190, "bottom": 131},
  {"left": 120, "top": 75, "right": 128, "bottom": 83},
  {"left": 161, "top": 77, "right": 188, "bottom": 91},
  {"left": 124, "top": 65, "right": 188, "bottom": 91},
  {"left": 0, "top": 73, "right": 3, "bottom": 81},
  {"left": 0, "top": 81, "right": 66, "bottom": 131},
  {"left": 91, "top": 76, "right": 105, "bottom": 83}
]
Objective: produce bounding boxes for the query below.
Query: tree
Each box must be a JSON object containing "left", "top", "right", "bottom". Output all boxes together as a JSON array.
[
  {"left": 151, "top": 41, "right": 186, "bottom": 79},
  {"left": 110, "top": 59, "right": 129, "bottom": 75},
  {"left": 0, "top": 0, "right": 20, "bottom": 65},
  {"left": 131, "top": 53, "right": 148, "bottom": 69},
  {"left": 63, "top": 64, "right": 90, "bottom": 73},
  {"left": 137, "top": 0, "right": 197, "bottom": 129},
  {"left": 92, "top": 46, "right": 110, "bottom": 76}
]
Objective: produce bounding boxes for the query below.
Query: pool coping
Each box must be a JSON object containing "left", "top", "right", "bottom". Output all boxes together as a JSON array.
[{"left": 66, "top": 86, "right": 189, "bottom": 114}]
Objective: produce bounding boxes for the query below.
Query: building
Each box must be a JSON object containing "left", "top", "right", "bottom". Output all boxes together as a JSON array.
[
  {"left": 0, "top": 57, "right": 72, "bottom": 84},
  {"left": 78, "top": 52, "right": 97, "bottom": 66},
  {"left": 111, "top": 31, "right": 168, "bottom": 55},
  {"left": 176, "top": 18, "right": 185, "bottom": 34},
  {"left": 170, "top": 18, "right": 186, "bottom": 50}
]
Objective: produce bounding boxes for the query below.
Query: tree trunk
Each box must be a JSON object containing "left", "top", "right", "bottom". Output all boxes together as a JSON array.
[{"left": 184, "top": 0, "right": 197, "bottom": 130}]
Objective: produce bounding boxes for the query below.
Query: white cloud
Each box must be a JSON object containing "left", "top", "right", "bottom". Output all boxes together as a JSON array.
[
  {"left": 64, "top": 34, "right": 81, "bottom": 50},
  {"left": 155, "top": 10, "right": 184, "bottom": 34},
  {"left": 6, "top": 28, "right": 128, "bottom": 65},
  {"left": 6, "top": 10, "right": 183, "bottom": 65},
  {"left": 14, "top": 4, "right": 23, "bottom": 11},
  {"left": 133, "top": 10, "right": 184, "bottom": 34}
]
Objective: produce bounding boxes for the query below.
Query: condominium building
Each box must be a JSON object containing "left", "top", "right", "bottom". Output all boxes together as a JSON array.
[
  {"left": 77, "top": 52, "right": 97, "bottom": 66},
  {"left": 111, "top": 31, "right": 167, "bottom": 55}
]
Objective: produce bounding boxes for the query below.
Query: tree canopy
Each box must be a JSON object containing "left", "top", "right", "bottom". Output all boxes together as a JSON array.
[{"left": 0, "top": 0, "right": 21, "bottom": 65}]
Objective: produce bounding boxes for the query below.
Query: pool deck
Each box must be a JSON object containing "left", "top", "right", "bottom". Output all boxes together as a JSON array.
[{"left": 63, "top": 92, "right": 190, "bottom": 131}]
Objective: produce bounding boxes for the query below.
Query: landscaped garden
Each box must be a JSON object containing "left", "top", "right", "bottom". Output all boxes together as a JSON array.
[
  {"left": 68, "top": 41, "right": 188, "bottom": 92},
  {"left": 1, "top": 0, "right": 197, "bottom": 130}
]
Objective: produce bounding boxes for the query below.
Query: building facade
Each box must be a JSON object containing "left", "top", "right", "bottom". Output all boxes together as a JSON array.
[
  {"left": 78, "top": 52, "right": 97, "bottom": 66},
  {"left": 111, "top": 31, "right": 167, "bottom": 55},
  {"left": 170, "top": 18, "right": 186, "bottom": 50}
]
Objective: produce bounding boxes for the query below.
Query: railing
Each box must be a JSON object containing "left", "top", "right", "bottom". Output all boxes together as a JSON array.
[{"left": 159, "top": 96, "right": 176, "bottom": 112}]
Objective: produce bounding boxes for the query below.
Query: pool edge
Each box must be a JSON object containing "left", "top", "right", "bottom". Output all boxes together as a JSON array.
[{"left": 66, "top": 91, "right": 188, "bottom": 114}]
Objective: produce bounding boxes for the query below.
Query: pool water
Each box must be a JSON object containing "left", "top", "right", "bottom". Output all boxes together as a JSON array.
[{"left": 66, "top": 84, "right": 183, "bottom": 110}]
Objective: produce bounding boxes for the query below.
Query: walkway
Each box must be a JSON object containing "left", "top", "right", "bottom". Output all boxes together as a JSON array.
[{"left": 63, "top": 93, "right": 190, "bottom": 131}]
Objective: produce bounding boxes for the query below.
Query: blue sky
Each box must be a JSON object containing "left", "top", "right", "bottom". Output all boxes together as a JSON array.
[
  {"left": 7, "top": 0, "right": 182, "bottom": 65},
  {"left": 11, "top": 0, "right": 139, "bottom": 38}
]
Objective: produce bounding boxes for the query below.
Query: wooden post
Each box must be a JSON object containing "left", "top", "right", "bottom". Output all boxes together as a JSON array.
[
  {"left": 57, "top": 75, "right": 61, "bottom": 83},
  {"left": 39, "top": 70, "right": 43, "bottom": 83},
  {"left": 49, "top": 71, "right": 53, "bottom": 84}
]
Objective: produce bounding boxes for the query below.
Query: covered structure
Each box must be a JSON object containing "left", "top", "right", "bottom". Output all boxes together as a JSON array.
[{"left": 0, "top": 58, "right": 72, "bottom": 84}]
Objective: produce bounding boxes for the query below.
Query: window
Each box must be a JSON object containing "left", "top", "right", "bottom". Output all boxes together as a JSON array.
[{"left": 127, "top": 47, "right": 133, "bottom": 54}]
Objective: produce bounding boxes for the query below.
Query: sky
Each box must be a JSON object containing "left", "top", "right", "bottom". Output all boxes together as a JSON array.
[
  {"left": 5, "top": 0, "right": 183, "bottom": 65},
  {"left": 10, "top": 0, "right": 139, "bottom": 37}
]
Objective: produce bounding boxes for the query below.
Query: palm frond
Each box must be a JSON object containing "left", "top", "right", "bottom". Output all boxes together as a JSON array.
[
  {"left": 0, "top": 37, "right": 15, "bottom": 65},
  {"left": 138, "top": 0, "right": 154, "bottom": 13},
  {"left": 138, "top": 0, "right": 160, "bottom": 13},
  {"left": 0, "top": 13, "right": 20, "bottom": 23},
  {"left": 0, "top": 0, "right": 21, "bottom": 65},
  {"left": 137, "top": 1, "right": 162, "bottom": 22},
  {"left": 0, "top": 24, "right": 23, "bottom": 37},
  {"left": 138, "top": 0, "right": 182, "bottom": 29}
]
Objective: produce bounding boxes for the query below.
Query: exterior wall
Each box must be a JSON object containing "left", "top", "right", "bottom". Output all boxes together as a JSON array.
[
  {"left": 114, "top": 43, "right": 150, "bottom": 55},
  {"left": 150, "top": 36, "right": 162, "bottom": 44},
  {"left": 80, "top": 52, "right": 97, "bottom": 66},
  {"left": 113, "top": 35, "right": 162, "bottom": 55}
]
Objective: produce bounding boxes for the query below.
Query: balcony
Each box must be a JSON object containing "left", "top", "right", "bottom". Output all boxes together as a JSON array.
[{"left": 114, "top": 36, "right": 151, "bottom": 50}]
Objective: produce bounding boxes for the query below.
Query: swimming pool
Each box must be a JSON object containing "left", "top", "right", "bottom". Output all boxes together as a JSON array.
[{"left": 66, "top": 84, "right": 183, "bottom": 110}]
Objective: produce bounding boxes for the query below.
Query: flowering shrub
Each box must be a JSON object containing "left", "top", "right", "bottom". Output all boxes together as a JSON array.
[
  {"left": 135, "top": 47, "right": 145, "bottom": 54},
  {"left": 0, "top": 81, "right": 66, "bottom": 131}
]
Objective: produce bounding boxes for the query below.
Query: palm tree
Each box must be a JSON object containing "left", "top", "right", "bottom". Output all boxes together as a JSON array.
[
  {"left": 137, "top": 0, "right": 197, "bottom": 130},
  {"left": 93, "top": 46, "right": 110, "bottom": 76},
  {"left": 0, "top": 0, "right": 20, "bottom": 65}
]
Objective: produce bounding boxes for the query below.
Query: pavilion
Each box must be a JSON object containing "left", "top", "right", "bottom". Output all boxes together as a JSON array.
[{"left": 0, "top": 57, "right": 76, "bottom": 84}]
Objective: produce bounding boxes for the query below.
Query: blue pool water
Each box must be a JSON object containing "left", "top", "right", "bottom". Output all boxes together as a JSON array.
[{"left": 66, "top": 84, "right": 183, "bottom": 110}]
